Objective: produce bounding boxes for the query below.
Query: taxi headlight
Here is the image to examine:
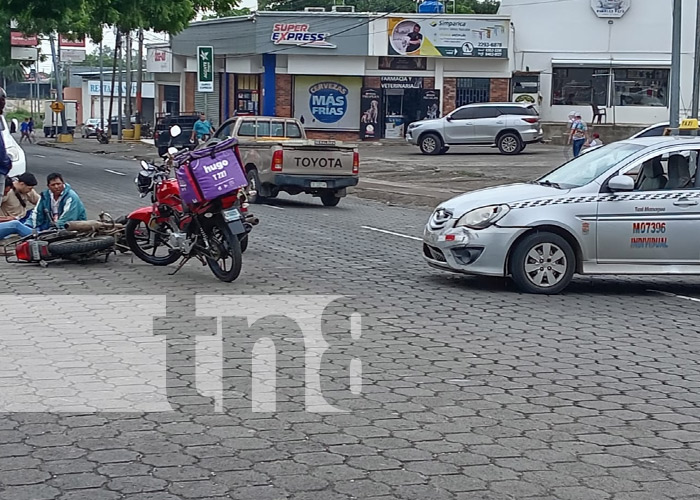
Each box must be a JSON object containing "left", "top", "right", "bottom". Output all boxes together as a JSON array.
[
  {"left": 455, "top": 205, "right": 510, "bottom": 229},
  {"left": 6, "top": 146, "right": 20, "bottom": 162}
]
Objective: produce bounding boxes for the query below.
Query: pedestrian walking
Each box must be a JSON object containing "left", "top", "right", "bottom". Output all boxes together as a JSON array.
[
  {"left": 28, "top": 117, "right": 35, "bottom": 141},
  {"left": 19, "top": 118, "right": 31, "bottom": 144},
  {"left": 568, "top": 112, "right": 589, "bottom": 157}
]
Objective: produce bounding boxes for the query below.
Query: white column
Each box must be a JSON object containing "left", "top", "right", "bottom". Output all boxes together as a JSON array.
[{"left": 435, "top": 59, "right": 445, "bottom": 116}]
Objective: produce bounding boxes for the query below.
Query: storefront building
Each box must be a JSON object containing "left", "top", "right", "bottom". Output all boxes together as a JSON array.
[
  {"left": 157, "top": 11, "right": 512, "bottom": 140},
  {"left": 499, "top": 0, "right": 696, "bottom": 125}
]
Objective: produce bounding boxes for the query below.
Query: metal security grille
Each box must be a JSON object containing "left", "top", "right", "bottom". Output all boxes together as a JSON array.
[
  {"left": 456, "top": 78, "right": 490, "bottom": 107},
  {"left": 194, "top": 73, "right": 221, "bottom": 127}
]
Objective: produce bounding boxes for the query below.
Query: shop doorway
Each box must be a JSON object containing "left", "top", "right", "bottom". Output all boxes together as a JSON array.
[{"left": 381, "top": 82, "right": 424, "bottom": 139}]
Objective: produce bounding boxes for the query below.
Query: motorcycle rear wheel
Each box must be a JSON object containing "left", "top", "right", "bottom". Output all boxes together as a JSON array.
[
  {"left": 205, "top": 220, "right": 242, "bottom": 282},
  {"left": 125, "top": 219, "right": 181, "bottom": 266},
  {"left": 48, "top": 235, "right": 115, "bottom": 256}
]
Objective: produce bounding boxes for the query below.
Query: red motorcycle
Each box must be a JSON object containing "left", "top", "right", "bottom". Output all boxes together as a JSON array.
[{"left": 124, "top": 126, "right": 257, "bottom": 282}]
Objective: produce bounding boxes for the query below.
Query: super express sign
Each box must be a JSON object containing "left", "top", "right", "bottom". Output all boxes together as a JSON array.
[{"left": 271, "top": 23, "right": 336, "bottom": 48}]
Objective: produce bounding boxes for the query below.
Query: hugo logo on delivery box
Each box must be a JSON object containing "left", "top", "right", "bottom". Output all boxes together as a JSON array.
[{"left": 203, "top": 159, "right": 230, "bottom": 174}]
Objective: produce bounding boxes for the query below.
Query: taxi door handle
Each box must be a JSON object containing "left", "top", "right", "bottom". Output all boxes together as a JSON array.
[{"left": 674, "top": 198, "right": 698, "bottom": 206}]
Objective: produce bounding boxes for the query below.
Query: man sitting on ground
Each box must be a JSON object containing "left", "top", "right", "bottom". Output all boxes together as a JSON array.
[{"left": 32, "top": 173, "right": 87, "bottom": 231}]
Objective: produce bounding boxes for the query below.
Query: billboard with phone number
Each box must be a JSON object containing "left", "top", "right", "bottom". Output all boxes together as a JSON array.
[{"left": 388, "top": 17, "right": 508, "bottom": 58}]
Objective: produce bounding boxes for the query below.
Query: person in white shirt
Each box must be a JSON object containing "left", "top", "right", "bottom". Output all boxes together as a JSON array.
[{"left": 589, "top": 133, "right": 603, "bottom": 147}]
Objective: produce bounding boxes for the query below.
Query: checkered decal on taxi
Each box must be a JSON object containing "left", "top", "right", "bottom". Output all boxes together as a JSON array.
[{"left": 509, "top": 191, "right": 700, "bottom": 209}]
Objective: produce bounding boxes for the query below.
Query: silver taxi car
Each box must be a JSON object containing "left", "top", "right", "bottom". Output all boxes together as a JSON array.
[{"left": 423, "top": 136, "right": 700, "bottom": 294}]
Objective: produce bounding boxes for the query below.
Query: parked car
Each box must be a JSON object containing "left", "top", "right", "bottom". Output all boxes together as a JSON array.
[
  {"left": 209, "top": 116, "right": 359, "bottom": 207},
  {"left": 630, "top": 122, "right": 693, "bottom": 139},
  {"left": 406, "top": 103, "right": 543, "bottom": 155},
  {"left": 154, "top": 113, "right": 200, "bottom": 156},
  {"left": 81, "top": 118, "right": 107, "bottom": 138},
  {"left": 2, "top": 115, "right": 26, "bottom": 177},
  {"left": 423, "top": 136, "right": 700, "bottom": 294}
]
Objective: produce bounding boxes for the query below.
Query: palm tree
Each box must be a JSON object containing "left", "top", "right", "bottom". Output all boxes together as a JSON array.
[{"left": 0, "top": 62, "right": 27, "bottom": 89}]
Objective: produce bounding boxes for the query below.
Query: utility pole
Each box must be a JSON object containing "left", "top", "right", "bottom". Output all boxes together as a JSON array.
[
  {"left": 135, "top": 28, "right": 144, "bottom": 139},
  {"left": 117, "top": 32, "right": 123, "bottom": 141},
  {"left": 107, "top": 31, "right": 120, "bottom": 139},
  {"left": 48, "top": 33, "right": 68, "bottom": 136},
  {"left": 125, "top": 30, "right": 132, "bottom": 124},
  {"left": 692, "top": 0, "right": 700, "bottom": 120},
  {"left": 670, "top": 0, "right": 682, "bottom": 135},
  {"left": 99, "top": 40, "right": 105, "bottom": 131}
]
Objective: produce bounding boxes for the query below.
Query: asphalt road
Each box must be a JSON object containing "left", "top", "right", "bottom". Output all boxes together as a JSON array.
[{"left": 2, "top": 144, "right": 700, "bottom": 499}]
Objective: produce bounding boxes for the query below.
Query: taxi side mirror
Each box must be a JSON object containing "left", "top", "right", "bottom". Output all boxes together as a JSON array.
[{"left": 609, "top": 175, "right": 634, "bottom": 192}]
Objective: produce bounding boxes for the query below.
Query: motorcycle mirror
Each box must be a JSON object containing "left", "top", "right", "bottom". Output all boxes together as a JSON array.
[
  {"left": 140, "top": 160, "right": 150, "bottom": 170},
  {"left": 170, "top": 125, "right": 182, "bottom": 137},
  {"left": 167, "top": 147, "right": 178, "bottom": 156}
]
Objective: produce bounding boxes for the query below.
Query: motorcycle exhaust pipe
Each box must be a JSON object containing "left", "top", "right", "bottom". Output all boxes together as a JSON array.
[{"left": 244, "top": 214, "right": 260, "bottom": 226}]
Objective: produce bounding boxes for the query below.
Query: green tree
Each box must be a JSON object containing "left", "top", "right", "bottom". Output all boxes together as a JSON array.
[
  {"left": 2, "top": 0, "right": 242, "bottom": 42},
  {"left": 203, "top": 7, "right": 252, "bottom": 19}
]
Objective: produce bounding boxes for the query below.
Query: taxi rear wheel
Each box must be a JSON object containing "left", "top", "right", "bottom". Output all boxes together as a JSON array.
[{"left": 510, "top": 232, "right": 575, "bottom": 294}]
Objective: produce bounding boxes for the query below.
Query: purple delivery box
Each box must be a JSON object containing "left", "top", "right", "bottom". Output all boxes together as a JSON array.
[{"left": 175, "top": 138, "right": 248, "bottom": 206}]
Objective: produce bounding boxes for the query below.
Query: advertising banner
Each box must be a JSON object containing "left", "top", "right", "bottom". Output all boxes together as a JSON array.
[
  {"left": 271, "top": 23, "right": 336, "bottom": 49},
  {"left": 10, "top": 31, "right": 38, "bottom": 47},
  {"left": 197, "top": 46, "right": 214, "bottom": 93},
  {"left": 359, "top": 88, "right": 382, "bottom": 140},
  {"left": 60, "top": 49, "right": 86, "bottom": 63},
  {"left": 591, "top": 0, "right": 630, "bottom": 18},
  {"left": 380, "top": 77, "right": 423, "bottom": 89},
  {"left": 147, "top": 47, "right": 173, "bottom": 73},
  {"left": 388, "top": 17, "right": 508, "bottom": 58},
  {"left": 59, "top": 34, "right": 85, "bottom": 47},
  {"left": 294, "top": 76, "right": 362, "bottom": 130},
  {"left": 418, "top": 89, "right": 441, "bottom": 121}
]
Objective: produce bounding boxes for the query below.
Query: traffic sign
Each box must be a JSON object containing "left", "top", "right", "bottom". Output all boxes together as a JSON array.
[{"left": 50, "top": 101, "right": 65, "bottom": 114}]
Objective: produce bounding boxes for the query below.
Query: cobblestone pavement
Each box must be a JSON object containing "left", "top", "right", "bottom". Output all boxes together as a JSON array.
[{"left": 2, "top": 145, "right": 700, "bottom": 499}]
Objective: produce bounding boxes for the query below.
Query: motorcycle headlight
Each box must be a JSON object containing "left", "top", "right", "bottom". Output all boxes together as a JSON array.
[
  {"left": 455, "top": 205, "right": 510, "bottom": 229},
  {"left": 6, "top": 147, "right": 20, "bottom": 162}
]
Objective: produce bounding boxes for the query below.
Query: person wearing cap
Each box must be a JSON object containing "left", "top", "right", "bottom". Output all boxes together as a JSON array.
[
  {"left": 568, "top": 112, "right": 589, "bottom": 157},
  {"left": 0, "top": 87, "right": 12, "bottom": 207},
  {"left": 0, "top": 172, "right": 40, "bottom": 222}
]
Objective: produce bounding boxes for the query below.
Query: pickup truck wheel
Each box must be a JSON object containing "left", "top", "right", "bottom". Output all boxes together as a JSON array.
[
  {"left": 420, "top": 133, "right": 443, "bottom": 155},
  {"left": 246, "top": 169, "right": 263, "bottom": 204},
  {"left": 320, "top": 191, "right": 340, "bottom": 207},
  {"left": 497, "top": 133, "right": 522, "bottom": 155}
]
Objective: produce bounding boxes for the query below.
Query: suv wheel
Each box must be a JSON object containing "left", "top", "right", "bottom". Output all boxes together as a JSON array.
[
  {"left": 510, "top": 232, "right": 575, "bottom": 294},
  {"left": 420, "top": 133, "right": 443, "bottom": 155},
  {"left": 497, "top": 133, "right": 522, "bottom": 155}
]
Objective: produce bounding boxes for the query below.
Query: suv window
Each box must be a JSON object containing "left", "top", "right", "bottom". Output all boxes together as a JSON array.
[
  {"left": 286, "top": 122, "right": 302, "bottom": 138},
  {"left": 471, "top": 107, "right": 501, "bottom": 119},
  {"left": 499, "top": 105, "right": 538, "bottom": 116},
  {"left": 450, "top": 108, "right": 477, "bottom": 120}
]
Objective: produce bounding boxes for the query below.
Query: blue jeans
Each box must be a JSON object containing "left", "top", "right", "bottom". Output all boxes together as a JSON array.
[
  {"left": 0, "top": 220, "right": 33, "bottom": 239},
  {"left": 573, "top": 138, "right": 586, "bottom": 157}
]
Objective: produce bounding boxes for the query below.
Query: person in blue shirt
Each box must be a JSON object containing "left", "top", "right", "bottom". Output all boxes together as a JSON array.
[
  {"left": 19, "top": 118, "right": 31, "bottom": 144},
  {"left": 190, "top": 113, "right": 215, "bottom": 145},
  {"left": 31, "top": 173, "right": 87, "bottom": 231}
]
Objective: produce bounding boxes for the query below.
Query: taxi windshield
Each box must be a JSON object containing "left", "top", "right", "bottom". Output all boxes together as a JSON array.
[{"left": 537, "top": 143, "right": 645, "bottom": 188}]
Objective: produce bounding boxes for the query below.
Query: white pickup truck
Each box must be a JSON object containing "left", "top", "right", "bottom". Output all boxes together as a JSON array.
[{"left": 209, "top": 116, "right": 359, "bottom": 207}]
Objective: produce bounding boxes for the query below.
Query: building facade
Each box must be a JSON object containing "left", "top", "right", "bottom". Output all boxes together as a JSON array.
[
  {"left": 500, "top": 0, "right": 695, "bottom": 125},
  {"left": 152, "top": 11, "right": 513, "bottom": 140}
]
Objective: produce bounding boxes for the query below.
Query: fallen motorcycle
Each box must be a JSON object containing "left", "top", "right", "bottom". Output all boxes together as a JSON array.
[
  {"left": 4, "top": 213, "right": 126, "bottom": 266},
  {"left": 125, "top": 125, "right": 255, "bottom": 282}
]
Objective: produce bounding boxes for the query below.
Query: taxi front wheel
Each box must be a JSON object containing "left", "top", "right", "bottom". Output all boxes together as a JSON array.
[{"left": 510, "top": 232, "right": 575, "bottom": 294}]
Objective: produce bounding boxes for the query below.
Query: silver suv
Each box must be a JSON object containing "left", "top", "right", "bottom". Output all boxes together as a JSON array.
[{"left": 406, "top": 102, "right": 543, "bottom": 155}]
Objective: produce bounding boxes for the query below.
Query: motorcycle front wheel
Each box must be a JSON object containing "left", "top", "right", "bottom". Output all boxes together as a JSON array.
[
  {"left": 125, "top": 218, "right": 181, "bottom": 266},
  {"left": 205, "top": 220, "right": 242, "bottom": 282}
]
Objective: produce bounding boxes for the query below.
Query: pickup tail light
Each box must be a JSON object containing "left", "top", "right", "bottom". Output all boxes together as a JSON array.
[
  {"left": 271, "top": 150, "right": 283, "bottom": 172},
  {"left": 352, "top": 152, "right": 359, "bottom": 174},
  {"left": 522, "top": 117, "right": 539, "bottom": 124}
]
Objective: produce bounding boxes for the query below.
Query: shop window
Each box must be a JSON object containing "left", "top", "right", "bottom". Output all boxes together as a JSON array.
[
  {"left": 614, "top": 68, "right": 669, "bottom": 107},
  {"left": 379, "top": 57, "right": 427, "bottom": 70},
  {"left": 286, "top": 122, "right": 302, "bottom": 138},
  {"left": 552, "top": 67, "right": 609, "bottom": 106},
  {"left": 456, "top": 78, "right": 490, "bottom": 107},
  {"left": 512, "top": 75, "right": 539, "bottom": 94},
  {"left": 239, "top": 120, "right": 256, "bottom": 136}
]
